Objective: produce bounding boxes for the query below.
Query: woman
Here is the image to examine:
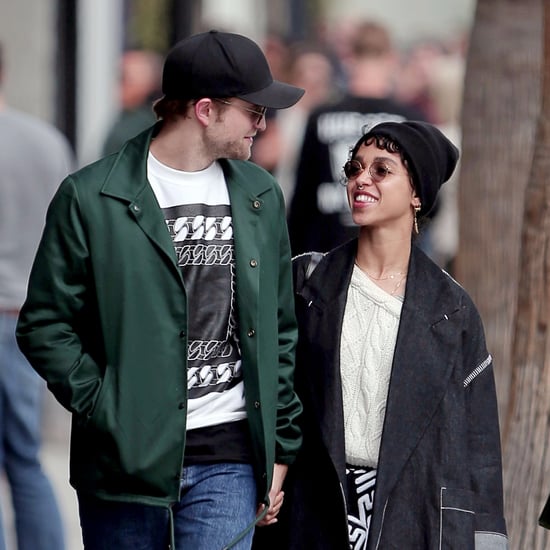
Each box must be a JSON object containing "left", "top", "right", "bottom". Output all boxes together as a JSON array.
[{"left": 285, "top": 121, "right": 508, "bottom": 549}]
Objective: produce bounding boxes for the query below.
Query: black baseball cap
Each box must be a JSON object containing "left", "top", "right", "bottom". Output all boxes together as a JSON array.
[{"left": 161, "top": 30, "right": 305, "bottom": 109}]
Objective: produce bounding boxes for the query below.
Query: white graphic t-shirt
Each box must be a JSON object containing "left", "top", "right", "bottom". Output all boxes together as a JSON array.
[{"left": 147, "top": 152, "right": 246, "bottom": 431}]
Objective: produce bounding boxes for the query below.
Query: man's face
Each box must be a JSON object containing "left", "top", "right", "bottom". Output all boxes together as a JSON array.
[{"left": 206, "top": 98, "right": 267, "bottom": 161}]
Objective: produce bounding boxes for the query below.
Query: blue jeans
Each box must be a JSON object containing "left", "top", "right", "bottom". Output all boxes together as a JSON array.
[
  {"left": 0, "top": 311, "right": 65, "bottom": 550},
  {"left": 78, "top": 462, "right": 257, "bottom": 550}
]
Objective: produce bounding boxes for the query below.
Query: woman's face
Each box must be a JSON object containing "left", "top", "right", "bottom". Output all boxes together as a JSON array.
[{"left": 345, "top": 141, "right": 420, "bottom": 232}]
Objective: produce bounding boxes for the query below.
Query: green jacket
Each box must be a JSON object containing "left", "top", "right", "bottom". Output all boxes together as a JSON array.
[{"left": 16, "top": 125, "right": 302, "bottom": 508}]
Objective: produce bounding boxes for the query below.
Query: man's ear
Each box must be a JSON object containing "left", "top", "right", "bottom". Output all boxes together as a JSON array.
[{"left": 194, "top": 98, "right": 214, "bottom": 126}]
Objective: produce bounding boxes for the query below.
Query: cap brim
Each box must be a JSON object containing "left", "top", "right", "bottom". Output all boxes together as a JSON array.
[{"left": 237, "top": 80, "right": 305, "bottom": 109}]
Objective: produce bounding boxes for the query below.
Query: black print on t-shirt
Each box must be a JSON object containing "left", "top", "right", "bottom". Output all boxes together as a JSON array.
[{"left": 163, "top": 203, "right": 242, "bottom": 401}]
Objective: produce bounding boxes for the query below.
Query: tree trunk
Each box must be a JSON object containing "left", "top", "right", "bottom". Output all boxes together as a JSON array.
[
  {"left": 502, "top": 1, "right": 550, "bottom": 547},
  {"left": 456, "top": 0, "right": 542, "bottom": 429}
]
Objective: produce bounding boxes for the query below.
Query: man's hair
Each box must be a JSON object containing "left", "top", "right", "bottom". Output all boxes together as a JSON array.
[
  {"left": 350, "top": 21, "right": 392, "bottom": 58},
  {"left": 152, "top": 96, "right": 192, "bottom": 121},
  {"left": 153, "top": 95, "right": 231, "bottom": 122}
]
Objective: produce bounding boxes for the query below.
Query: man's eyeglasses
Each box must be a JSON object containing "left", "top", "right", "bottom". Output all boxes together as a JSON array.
[
  {"left": 214, "top": 99, "right": 267, "bottom": 125},
  {"left": 342, "top": 159, "right": 396, "bottom": 185}
]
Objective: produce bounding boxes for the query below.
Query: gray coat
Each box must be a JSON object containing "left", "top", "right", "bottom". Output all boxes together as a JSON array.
[{"left": 275, "top": 240, "right": 507, "bottom": 549}]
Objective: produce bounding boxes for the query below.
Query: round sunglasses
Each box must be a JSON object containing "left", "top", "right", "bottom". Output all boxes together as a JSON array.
[{"left": 342, "top": 159, "right": 397, "bottom": 185}]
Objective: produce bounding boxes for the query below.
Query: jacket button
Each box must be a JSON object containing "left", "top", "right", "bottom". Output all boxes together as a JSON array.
[
  {"left": 253, "top": 200, "right": 261, "bottom": 209},
  {"left": 179, "top": 330, "right": 185, "bottom": 338},
  {"left": 178, "top": 402, "right": 185, "bottom": 410},
  {"left": 250, "top": 259, "right": 257, "bottom": 268},
  {"left": 254, "top": 401, "right": 260, "bottom": 408},
  {"left": 247, "top": 329, "right": 255, "bottom": 337},
  {"left": 132, "top": 204, "right": 140, "bottom": 213}
]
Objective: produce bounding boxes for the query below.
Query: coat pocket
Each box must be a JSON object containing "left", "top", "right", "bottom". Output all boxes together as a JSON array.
[
  {"left": 84, "top": 363, "right": 114, "bottom": 429},
  {"left": 440, "top": 487, "right": 475, "bottom": 549}
]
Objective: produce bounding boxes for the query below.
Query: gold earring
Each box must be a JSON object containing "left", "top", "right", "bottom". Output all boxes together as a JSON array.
[{"left": 413, "top": 204, "right": 421, "bottom": 234}]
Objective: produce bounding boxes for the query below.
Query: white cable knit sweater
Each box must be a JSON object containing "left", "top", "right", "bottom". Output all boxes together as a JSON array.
[{"left": 340, "top": 265, "right": 403, "bottom": 467}]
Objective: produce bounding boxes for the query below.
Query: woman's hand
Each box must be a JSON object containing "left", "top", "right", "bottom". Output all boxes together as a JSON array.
[{"left": 256, "top": 463, "right": 288, "bottom": 526}]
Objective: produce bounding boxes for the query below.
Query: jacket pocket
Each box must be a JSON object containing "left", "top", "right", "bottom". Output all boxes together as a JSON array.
[
  {"left": 440, "top": 487, "right": 475, "bottom": 549},
  {"left": 85, "top": 363, "right": 114, "bottom": 428}
]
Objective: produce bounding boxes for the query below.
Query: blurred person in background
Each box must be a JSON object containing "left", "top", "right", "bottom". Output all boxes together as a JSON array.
[
  {"left": 253, "top": 42, "right": 336, "bottom": 210},
  {"left": 394, "top": 39, "right": 446, "bottom": 125},
  {"left": 418, "top": 49, "right": 465, "bottom": 271},
  {"left": 287, "top": 20, "right": 426, "bottom": 256},
  {"left": 0, "top": 42, "right": 73, "bottom": 550},
  {"left": 102, "top": 49, "right": 162, "bottom": 156},
  {"left": 249, "top": 32, "right": 292, "bottom": 175},
  {"left": 16, "top": 30, "right": 304, "bottom": 550},
  {"left": 314, "top": 17, "right": 358, "bottom": 92}
]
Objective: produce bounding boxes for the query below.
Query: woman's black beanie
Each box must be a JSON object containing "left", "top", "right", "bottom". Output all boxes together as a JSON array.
[{"left": 361, "top": 120, "right": 459, "bottom": 216}]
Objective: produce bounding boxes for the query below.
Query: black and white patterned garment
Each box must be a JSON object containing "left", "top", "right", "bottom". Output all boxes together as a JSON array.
[
  {"left": 147, "top": 156, "right": 246, "bottom": 431},
  {"left": 346, "top": 465, "right": 377, "bottom": 550},
  {"left": 164, "top": 203, "right": 243, "bottom": 414}
]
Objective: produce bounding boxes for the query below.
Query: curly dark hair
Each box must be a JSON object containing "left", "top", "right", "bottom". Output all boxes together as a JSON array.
[{"left": 350, "top": 134, "right": 411, "bottom": 179}]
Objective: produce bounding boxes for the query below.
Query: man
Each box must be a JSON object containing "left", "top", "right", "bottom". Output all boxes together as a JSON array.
[
  {"left": 102, "top": 49, "right": 162, "bottom": 156},
  {"left": 0, "top": 42, "right": 73, "bottom": 549},
  {"left": 16, "top": 30, "right": 304, "bottom": 550},
  {"left": 287, "top": 21, "right": 425, "bottom": 255}
]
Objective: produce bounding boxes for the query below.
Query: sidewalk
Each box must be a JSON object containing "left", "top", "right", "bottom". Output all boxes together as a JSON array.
[{"left": 0, "top": 393, "right": 83, "bottom": 550}]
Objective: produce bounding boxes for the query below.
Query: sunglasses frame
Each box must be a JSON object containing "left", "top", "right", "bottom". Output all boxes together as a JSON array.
[
  {"left": 341, "top": 159, "right": 394, "bottom": 185},
  {"left": 214, "top": 99, "right": 267, "bottom": 125}
]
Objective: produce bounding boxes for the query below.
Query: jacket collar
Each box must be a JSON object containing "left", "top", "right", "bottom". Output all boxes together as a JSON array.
[
  {"left": 297, "top": 240, "right": 357, "bottom": 309},
  {"left": 301, "top": 239, "right": 460, "bottom": 329},
  {"left": 99, "top": 122, "right": 273, "bottom": 202},
  {"left": 99, "top": 122, "right": 159, "bottom": 202}
]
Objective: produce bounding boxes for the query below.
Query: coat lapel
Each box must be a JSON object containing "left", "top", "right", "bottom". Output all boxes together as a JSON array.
[
  {"left": 99, "top": 124, "right": 182, "bottom": 281},
  {"left": 296, "top": 241, "right": 357, "bottom": 482},
  {"left": 373, "top": 247, "right": 464, "bottom": 516}
]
